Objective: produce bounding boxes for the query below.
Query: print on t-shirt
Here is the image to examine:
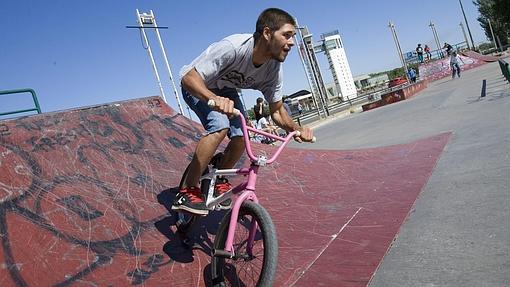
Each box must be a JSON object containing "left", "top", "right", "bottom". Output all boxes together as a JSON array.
[{"left": 221, "top": 70, "right": 255, "bottom": 88}]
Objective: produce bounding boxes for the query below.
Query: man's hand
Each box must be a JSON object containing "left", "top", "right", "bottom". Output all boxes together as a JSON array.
[
  {"left": 294, "top": 127, "right": 314, "bottom": 143},
  {"left": 210, "top": 96, "right": 236, "bottom": 117}
]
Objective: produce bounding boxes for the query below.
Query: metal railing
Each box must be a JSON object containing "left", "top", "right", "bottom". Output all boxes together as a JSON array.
[
  {"left": 0, "top": 88, "right": 42, "bottom": 117},
  {"left": 404, "top": 41, "right": 470, "bottom": 65},
  {"left": 499, "top": 59, "right": 510, "bottom": 83},
  {"left": 292, "top": 80, "right": 422, "bottom": 126}
]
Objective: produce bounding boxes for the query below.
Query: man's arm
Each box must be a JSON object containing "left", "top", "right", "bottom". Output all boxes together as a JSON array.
[
  {"left": 269, "top": 101, "right": 313, "bottom": 142},
  {"left": 181, "top": 68, "right": 235, "bottom": 115}
]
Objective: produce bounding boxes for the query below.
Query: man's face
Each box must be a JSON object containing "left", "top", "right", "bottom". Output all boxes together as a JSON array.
[{"left": 268, "top": 23, "right": 296, "bottom": 62}]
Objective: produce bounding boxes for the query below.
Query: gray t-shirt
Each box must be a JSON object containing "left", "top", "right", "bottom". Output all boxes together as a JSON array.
[{"left": 180, "top": 34, "right": 283, "bottom": 103}]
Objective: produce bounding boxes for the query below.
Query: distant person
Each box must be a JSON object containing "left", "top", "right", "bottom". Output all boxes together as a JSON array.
[
  {"left": 416, "top": 44, "right": 424, "bottom": 63},
  {"left": 424, "top": 45, "right": 432, "bottom": 61},
  {"left": 253, "top": 97, "right": 264, "bottom": 122},
  {"left": 257, "top": 113, "right": 279, "bottom": 135},
  {"left": 449, "top": 51, "right": 463, "bottom": 78},
  {"left": 282, "top": 97, "right": 292, "bottom": 116},
  {"left": 444, "top": 42, "right": 453, "bottom": 55},
  {"left": 408, "top": 67, "right": 417, "bottom": 83},
  {"left": 297, "top": 102, "right": 303, "bottom": 115}
]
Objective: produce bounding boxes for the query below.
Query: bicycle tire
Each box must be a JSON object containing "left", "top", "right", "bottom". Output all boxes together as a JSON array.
[{"left": 211, "top": 201, "right": 278, "bottom": 287}]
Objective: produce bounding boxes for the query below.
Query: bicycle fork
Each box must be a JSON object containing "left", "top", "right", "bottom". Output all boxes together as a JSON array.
[
  {"left": 212, "top": 189, "right": 259, "bottom": 259},
  {"left": 212, "top": 167, "right": 260, "bottom": 259}
]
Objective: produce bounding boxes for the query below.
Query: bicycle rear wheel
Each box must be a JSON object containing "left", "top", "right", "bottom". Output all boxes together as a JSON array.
[{"left": 211, "top": 201, "right": 278, "bottom": 287}]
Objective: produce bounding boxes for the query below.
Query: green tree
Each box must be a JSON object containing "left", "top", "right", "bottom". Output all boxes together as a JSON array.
[
  {"left": 388, "top": 67, "right": 405, "bottom": 79},
  {"left": 473, "top": 0, "right": 510, "bottom": 47}
]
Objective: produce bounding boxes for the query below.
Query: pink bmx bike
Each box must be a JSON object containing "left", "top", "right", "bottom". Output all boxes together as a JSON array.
[{"left": 174, "top": 100, "right": 314, "bottom": 287}]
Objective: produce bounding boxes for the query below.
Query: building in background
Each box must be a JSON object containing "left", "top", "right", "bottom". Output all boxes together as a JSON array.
[
  {"left": 354, "top": 74, "right": 390, "bottom": 90},
  {"left": 319, "top": 30, "right": 358, "bottom": 102}
]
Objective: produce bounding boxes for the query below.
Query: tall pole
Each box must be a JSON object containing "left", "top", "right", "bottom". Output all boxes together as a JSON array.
[
  {"left": 303, "top": 34, "right": 329, "bottom": 116},
  {"left": 487, "top": 18, "right": 498, "bottom": 51},
  {"left": 459, "top": 0, "right": 475, "bottom": 50},
  {"left": 429, "top": 21, "right": 442, "bottom": 58},
  {"left": 460, "top": 22, "right": 470, "bottom": 50},
  {"left": 295, "top": 23, "right": 329, "bottom": 117},
  {"left": 388, "top": 21, "right": 410, "bottom": 82},
  {"left": 136, "top": 9, "right": 167, "bottom": 103},
  {"left": 294, "top": 19, "right": 322, "bottom": 116},
  {"left": 389, "top": 23, "right": 405, "bottom": 67},
  {"left": 150, "top": 10, "right": 186, "bottom": 115}
]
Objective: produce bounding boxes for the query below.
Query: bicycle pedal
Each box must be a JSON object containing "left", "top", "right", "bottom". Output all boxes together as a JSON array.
[{"left": 213, "top": 249, "right": 234, "bottom": 259}]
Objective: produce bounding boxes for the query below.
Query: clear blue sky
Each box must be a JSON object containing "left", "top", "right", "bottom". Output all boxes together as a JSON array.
[{"left": 1, "top": 0, "right": 487, "bottom": 118}]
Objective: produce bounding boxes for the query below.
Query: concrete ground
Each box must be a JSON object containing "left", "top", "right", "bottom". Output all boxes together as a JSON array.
[{"left": 297, "top": 61, "right": 510, "bottom": 287}]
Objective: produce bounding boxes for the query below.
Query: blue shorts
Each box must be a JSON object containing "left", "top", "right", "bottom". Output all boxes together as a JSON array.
[{"left": 182, "top": 87, "right": 246, "bottom": 138}]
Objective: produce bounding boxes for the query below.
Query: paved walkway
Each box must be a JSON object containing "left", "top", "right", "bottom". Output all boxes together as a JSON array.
[{"left": 303, "top": 61, "right": 510, "bottom": 286}]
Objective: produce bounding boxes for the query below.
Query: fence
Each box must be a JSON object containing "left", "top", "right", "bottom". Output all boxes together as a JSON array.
[{"left": 0, "top": 88, "right": 42, "bottom": 118}]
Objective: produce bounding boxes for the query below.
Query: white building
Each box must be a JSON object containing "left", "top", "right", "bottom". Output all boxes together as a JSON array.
[{"left": 321, "top": 31, "right": 357, "bottom": 101}]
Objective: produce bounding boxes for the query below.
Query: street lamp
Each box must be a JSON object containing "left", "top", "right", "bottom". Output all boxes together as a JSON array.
[
  {"left": 428, "top": 21, "right": 443, "bottom": 58},
  {"left": 487, "top": 18, "right": 498, "bottom": 51},
  {"left": 459, "top": 0, "right": 476, "bottom": 50},
  {"left": 460, "top": 22, "right": 470, "bottom": 50},
  {"left": 388, "top": 21, "right": 410, "bottom": 82}
]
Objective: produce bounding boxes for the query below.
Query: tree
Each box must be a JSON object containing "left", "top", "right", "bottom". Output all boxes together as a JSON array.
[{"left": 473, "top": 0, "right": 510, "bottom": 47}]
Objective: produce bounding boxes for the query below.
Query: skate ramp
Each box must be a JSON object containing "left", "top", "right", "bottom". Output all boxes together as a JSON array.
[
  {"left": 461, "top": 50, "right": 500, "bottom": 62},
  {"left": 0, "top": 97, "right": 450, "bottom": 286},
  {"left": 419, "top": 54, "right": 486, "bottom": 81}
]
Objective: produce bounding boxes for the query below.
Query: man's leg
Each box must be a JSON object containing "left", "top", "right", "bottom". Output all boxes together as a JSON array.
[
  {"left": 184, "top": 129, "right": 228, "bottom": 188},
  {"left": 211, "top": 89, "right": 247, "bottom": 209},
  {"left": 217, "top": 136, "right": 245, "bottom": 169},
  {"left": 173, "top": 88, "right": 233, "bottom": 215}
]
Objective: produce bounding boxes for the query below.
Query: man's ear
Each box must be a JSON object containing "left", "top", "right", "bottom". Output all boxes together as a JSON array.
[{"left": 263, "top": 27, "right": 272, "bottom": 41}]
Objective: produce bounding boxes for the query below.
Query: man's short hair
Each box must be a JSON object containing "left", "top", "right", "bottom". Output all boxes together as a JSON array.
[
  {"left": 253, "top": 8, "right": 295, "bottom": 44},
  {"left": 256, "top": 97, "right": 264, "bottom": 104}
]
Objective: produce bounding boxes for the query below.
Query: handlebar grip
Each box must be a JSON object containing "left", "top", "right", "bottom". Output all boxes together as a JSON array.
[
  {"left": 207, "top": 99, "right": 240, "bottom": 116},
  {"left": 294, "top": 130, "right": 317, "bottom": 143}
]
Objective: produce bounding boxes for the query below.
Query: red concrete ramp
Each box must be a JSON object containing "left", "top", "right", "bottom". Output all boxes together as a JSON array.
[
  {"left": 0, "top": 97, "right": 450, "bottom": 286},
  {"left": 461, "top": 50, "right": 500, "bottom": 62},
  {"left": 419, "top": 54, "right": 486, "bottom": 81}
]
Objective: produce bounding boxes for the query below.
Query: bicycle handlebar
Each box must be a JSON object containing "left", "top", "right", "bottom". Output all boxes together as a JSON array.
[
  {"left": 207, "top": 99, "right": 315, "bottom": 163},
  {"left": 207, "top": 99, "right": 241, "bottom": 117}
]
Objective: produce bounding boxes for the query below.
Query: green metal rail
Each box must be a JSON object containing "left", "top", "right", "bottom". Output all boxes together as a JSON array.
[
  {"left": 0, "top": 88, "right": 42, "bottom": 116},
  {"left": 499, "top": 60, "right": 510, "bottom": 83}
]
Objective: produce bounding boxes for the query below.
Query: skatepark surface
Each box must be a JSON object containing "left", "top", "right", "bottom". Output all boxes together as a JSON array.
[{"left": 1, "top": 60, "right": 509, "bottom": 286}]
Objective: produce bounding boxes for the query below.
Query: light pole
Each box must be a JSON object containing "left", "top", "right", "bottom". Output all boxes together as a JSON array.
[
  {"left": 429, "top": 21, "right": 443, "bottom": 58},
  {"left": 388, "top": 21, "right": 409, "bottom": 82},
  {"left": 294, "top": 19, "right": 322, "bottom": 117},
  {"left": 296, "top": 23, "right": 329, "bottom": 117},
  {"left": 129, "top": 10, "right": 188, "bottom": 116},
  {"left": 487, "top": 18, "right": 498, "bottom": 51},
  {"left": 460, "top": 22, "right": 470, "bottom": 50},
  {"left": 459, "top": 0, "right": 476, "bottom": 50}
]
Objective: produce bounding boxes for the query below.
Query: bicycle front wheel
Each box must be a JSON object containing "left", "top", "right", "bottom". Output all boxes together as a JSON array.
[{"left": 211, "top": 201, "right": 278, "bottom": 287}]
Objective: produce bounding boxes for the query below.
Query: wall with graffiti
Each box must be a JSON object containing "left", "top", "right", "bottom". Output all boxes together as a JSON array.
[{"left": 418, "top": 55, "right": 486, "bottom": 81}]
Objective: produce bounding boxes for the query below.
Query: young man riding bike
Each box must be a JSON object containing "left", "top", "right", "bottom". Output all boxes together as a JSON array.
[{"left": 172, "top": 8, "right": 314, "bottom": 215}]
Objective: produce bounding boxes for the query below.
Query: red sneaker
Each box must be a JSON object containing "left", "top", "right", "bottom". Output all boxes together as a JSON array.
[
  {"left": 214, "top": 178, "right": 232, "bottom": 209},
  {"left": 171, "top": 186, "right": 208, "bottom": 215}
]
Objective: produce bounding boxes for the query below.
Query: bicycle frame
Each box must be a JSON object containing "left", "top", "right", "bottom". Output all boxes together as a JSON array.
[{"left": 202, "top": 113, "right": 298, "bottom": 256}]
